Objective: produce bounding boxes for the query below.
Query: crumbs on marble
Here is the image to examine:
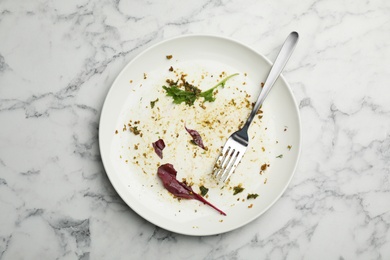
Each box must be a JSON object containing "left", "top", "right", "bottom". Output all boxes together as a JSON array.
[
  {"left": 248, "top": 204, "right": 253, "bottom": 208},
  {"left": 166, "top": 55, "right": 173, "bottom": 60}
]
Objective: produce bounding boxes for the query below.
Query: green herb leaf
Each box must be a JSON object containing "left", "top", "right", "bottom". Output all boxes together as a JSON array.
[
  {"left": 199, "top": 88, "right": 216, "bottom": 102},
  {"left": 247, "top": 193, "right": 259, "bottom": 199},
  {"left": 150, "top": 98, "right": 159, "bottom": 108},
  {"left": 233, "top": 185, "right": 244, "bottom": 195},
  {"left": 162, "top": 73, "right": 239, "bottom": 106},
  {"left": 276, "top": 154, "right": 283, "bottom": 158},
  {"left": 199, "top": 73, "right": 239, "bottom": 102},
  {"left": 199, "top": 186, "right": 209, "bottom": 197},
  {"left": 162, "top": 85, "right": 197, "bottom": 105}
]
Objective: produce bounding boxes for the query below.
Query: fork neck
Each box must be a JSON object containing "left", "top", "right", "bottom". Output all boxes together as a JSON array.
[{"left": 243, "top": 96, "right": 262, "bottom": 131}]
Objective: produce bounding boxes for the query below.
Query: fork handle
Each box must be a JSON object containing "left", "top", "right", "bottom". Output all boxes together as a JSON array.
[{"left": 243, "top": 31, "right": 299, "bottom": 131}]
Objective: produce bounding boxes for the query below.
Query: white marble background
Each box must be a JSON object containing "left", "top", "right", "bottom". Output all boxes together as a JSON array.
[{"left": 0, "top": 0, "right": 389, "bottom": 259}]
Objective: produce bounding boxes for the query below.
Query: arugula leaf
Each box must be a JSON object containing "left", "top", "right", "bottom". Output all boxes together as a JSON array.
[
  {"left": 199, "top": 88, "right": 216, "bottom": 102},
  {"left": 163, "top": 73, "right": 238, "bottom": 106},
  {"left": 199, "top": 73, "right": 239, "bottom": 102},
  {"left": 162, "top": 85, "right": 197, "bottom": 105}
]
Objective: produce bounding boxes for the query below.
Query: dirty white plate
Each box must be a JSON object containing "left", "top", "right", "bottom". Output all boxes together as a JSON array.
[{"left": 99, "top": 35, "right": 301, "bottom": 236}]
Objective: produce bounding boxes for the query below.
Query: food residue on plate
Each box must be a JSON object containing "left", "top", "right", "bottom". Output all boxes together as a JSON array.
[
  {"left": 233, "top": 184, "right": 244, "bottom": 195},
  {"left": 247, "top": 193, "right": 259, "bottom": 199},
  {"left": 157, "top": 163, "right": 226, "bottom": 215},
  {"left": 113, "top": 56, "right": 287, "bottom": 215}
]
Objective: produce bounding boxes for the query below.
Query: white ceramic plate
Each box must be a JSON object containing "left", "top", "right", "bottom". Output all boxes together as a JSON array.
[{"left": 99, "top": 35, "right": 301, "bottom": 236}]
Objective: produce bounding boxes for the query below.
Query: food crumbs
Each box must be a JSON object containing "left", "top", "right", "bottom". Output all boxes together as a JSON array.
[
  {"left": 166, "top": 55, "right": 173, "bottom": 60},
  {"left": 219, "top": 219, "right": 223, "bottom": 222},
  {"left": 130, "top": 126, "right": 141, "bottom": 135},
  {"left": 264, "top": 178, "right": 268, "bottom": 184},
  {"left": 287, "top": 145, "right": 292, "bottom": 150},
  {"left": 199, "top": 185, "right": 209, "bottom": 197},
  {"left": 276, "top": 154, "right": 283, "bottom": 158},
  {"left": 115, "top": 130, "right": 118, "bottom": 134},
  {"left": 248, "top": 204, "right": 253, "bottom": 208},
  {"left": 247, "top": 193, "right": 259, "bottom": 199},
  {"left": 233, "top": 184, "right": 244, "bottom": 195},
  {"left": 150, "top": 98, "right": 159, "bottom": 108}
]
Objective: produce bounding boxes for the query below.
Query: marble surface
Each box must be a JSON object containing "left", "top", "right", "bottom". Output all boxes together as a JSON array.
[{"left": 1, "top": 0, "right": 389, "bottom": 259}]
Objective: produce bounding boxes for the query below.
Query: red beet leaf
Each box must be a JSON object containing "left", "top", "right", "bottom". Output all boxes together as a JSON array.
[
  {"left": 157, "top": 163, "right": 226, "bottom": 216},
  {"left": 185, "top": 126, "right": 205, "bottom": 149},
  {"left": 152, "top": 139, "right": 166, "bottom": 159}
]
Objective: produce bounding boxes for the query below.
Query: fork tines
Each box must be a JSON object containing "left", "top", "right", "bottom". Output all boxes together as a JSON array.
[{"left": 213, "top": 145, "right": 245, "bottom": 182}]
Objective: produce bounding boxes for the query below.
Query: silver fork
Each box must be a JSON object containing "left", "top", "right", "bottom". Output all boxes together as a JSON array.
[{"left": 213, "top": 31, "right": 299, "bottom": 182}]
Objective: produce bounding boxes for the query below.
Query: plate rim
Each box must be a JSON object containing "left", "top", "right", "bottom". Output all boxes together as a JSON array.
[{"left": 99, "top": 34, "right": 302, "bottom": 236}]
